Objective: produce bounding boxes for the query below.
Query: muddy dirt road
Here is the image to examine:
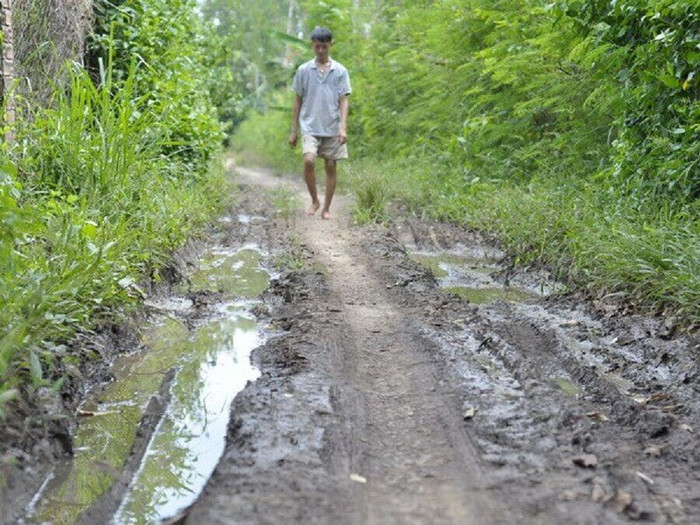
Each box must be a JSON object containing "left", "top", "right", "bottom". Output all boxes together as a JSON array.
[
  {"left": 183, "top": 165, "right": 699, "bottom": 525},
  {"left": 8, "top": 161, "right": 697, "bottom": 524}
]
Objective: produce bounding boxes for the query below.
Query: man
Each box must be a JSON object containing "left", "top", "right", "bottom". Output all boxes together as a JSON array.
[{"left": 289, "top": 27, "right": 351, "bottom": 220}]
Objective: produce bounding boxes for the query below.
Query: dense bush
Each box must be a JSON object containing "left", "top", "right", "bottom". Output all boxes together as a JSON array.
[
  {"left": 232, "top": 0, "right": 699, "bottom": 325},
  {"left": 0, "top": 1, "right": 228, "bottom": 412}
]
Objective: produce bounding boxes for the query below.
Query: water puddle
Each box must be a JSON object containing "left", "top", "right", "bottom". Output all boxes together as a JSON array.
[
  {"left": 25, "top": 319, "right": 190, "bottom": 525},
  {"left": 115, "top": 305, "right": 262, "bottom": 523},
  {"left": 26, "top": 245, "right": 272, "bottom": 525},
  {"left": 410, "top": 251, "right": 538, "bottom": 304},
  {"left": 236, "top": 213, "right": 267, "bottom": 225},
  {"left": 186, "top": 245, "right": 271, "bottom": 297}
]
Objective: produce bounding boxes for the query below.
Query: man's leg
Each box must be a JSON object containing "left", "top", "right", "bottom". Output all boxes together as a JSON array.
[
  {"left": 304, "top": 153, "right": 320, "bottom": 215},
  {"left": 322, "top": 158, "right": 337, "bottom": 220}
]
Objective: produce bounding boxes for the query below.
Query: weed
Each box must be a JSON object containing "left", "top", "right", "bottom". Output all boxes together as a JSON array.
[
  {"left": 275, "top": 233, "right": 307, "bottom": 271},
  {"left": 268, "top": 186, "right": 301, "bottom": 220},
  {"left": 347, "top": 166, "right": 391, "bottom": 224}
]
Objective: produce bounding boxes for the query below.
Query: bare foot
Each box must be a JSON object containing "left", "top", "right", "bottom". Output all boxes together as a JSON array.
[
  {"left": 305, "top": 201, "right": 320, "bottom": 216},
  {"left": 321, "top": 210, "right": 334, "bottom": 220}
]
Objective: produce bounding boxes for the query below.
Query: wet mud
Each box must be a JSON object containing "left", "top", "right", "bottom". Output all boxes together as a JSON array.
[
  {"left": 5, "top": 163, "right": 699, "bottom": 524},
  {"left": 186, "top": 166, "right": 698, "bottom": 524},
  {"left": 7, "top": 185, "right": 280, "bottom": 524}
]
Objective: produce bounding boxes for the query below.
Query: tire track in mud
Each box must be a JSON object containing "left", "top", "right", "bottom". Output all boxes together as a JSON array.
[
  {"left": 298, "top": 208, "right": 495, "bottom": 524},
  {"left": 185, "top": 164, "right": 698, "bottom": 525}
]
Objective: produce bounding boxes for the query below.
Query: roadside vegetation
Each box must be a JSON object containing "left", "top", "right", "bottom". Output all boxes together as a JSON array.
[
  {"left": 228, "top": 0, "right": 699, "bottom": 327},
  {"left": 0, "top": 0, "right": 233, "bottom": 418}
]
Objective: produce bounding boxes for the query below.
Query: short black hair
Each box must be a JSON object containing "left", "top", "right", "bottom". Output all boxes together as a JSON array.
[{"left": 310, "top": 27, "right": 333, "bottom": 43}]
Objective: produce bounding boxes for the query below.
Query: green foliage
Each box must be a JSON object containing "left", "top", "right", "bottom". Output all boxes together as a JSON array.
[
  {"left": 0, "top": 1, "right": 229, "bottom": 413},
  {"left": 91, "top": 0, "right": 223, "bottom": 171},
  {"left": 560, "top": 0, "right": 700, "bottom": 203},
  {"left": 232, "top": 91, "right": 299, "bottom": 174},
  {"left": 347, "top": 166, "right": 391, "bottom": 224},
  {"left": 218, "top": 0, "right": 698, "bottom": 323},
  {"left": 199, "top": 0, "right": 299, "bottom": 123}
]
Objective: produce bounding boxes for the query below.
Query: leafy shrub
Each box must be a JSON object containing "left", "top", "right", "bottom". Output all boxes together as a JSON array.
[{"left": 0, "top": 1, "right": 228, "bottom": 413}]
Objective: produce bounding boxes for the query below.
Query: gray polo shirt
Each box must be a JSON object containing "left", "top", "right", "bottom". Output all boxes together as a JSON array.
[{"left": 292, "top": 58, "right": 351, "bottom": 137}]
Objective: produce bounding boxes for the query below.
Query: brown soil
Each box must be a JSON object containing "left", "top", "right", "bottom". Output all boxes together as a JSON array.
[
  {"left": 5, "top": 161, "right": 698, "bottom": 524},
  {"left": 183, "top": 165, "right": 699, "bottom": 524}
]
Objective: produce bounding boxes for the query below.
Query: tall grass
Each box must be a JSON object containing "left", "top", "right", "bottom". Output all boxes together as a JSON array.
[
  {"left": 0, "top": 60, "right": 228, "bottom": 409},
  {"left": 346, "top": 158, "right": 700, "bottom": 325}
]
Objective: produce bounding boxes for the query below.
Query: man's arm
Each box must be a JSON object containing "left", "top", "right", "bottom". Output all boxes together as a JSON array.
[
  {"left": 339, "top": 95, "right": 349, "bottom": 145},
  {"left": 289, "top": 94, "right": 302, "bottom": 148}
]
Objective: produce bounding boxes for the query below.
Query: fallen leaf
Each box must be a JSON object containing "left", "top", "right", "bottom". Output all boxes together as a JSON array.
[
  {"left": 680, "top": 423, "right": 694, "bottom": 433},
  {"left": 560, "top": 490, "right": 578, "bottom": 501},
  {"left": 660, "top": 404, "right": 683, "bottom": 412},
  {"left": 559, "top": 320, "right": 580, "bottom": 327},
  {"left": 632, "top": 395, "right": 650, "bottom": 405},
  {"left": 463, "top": 407, "right": 477, "bottom": 420},
  {"left": 636, "top": 471, "right": 654, "bottom": 485},
  {"left": 586, "top": 411, "right": 609, "bottom": 422},
  {"left": 613, "top": 491, "right": 633, "bottom": 513},
  {"left": 350, "top": 473, "right": 367, "bottom": 484},
  {"left": 643, "top": 445, "right": 662, "bottom": 457},
  {"left": 591, "top": 482, "right": 607, "bottom": 502},
  {"left": 573, "top": 454, "right": 598, "bottom": 468},
  {"left": 649, "top": 393, "right": 671, "bottom": 402}
]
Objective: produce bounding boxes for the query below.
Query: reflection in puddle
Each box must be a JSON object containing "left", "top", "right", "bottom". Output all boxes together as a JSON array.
[
  {"left": 410, "top": 251, "right": 538, "bottom": 304},
  {"left": 115, "top": 308, "right": 262, "bottom": 523},
  {"left": 27, "top": 319, "right": 190, "bottom": 525},
  {"left": 237, "top": 213, "right": 267, "bottom": 225},
  {"left": 188, "top": 245, "right": 270, "bottom": 297},
  {"left": 27, "top": 244, "right": 271, "bottom": 525},
  {"left": 444, "top": 286, "right": 534, "bottom": 304}
]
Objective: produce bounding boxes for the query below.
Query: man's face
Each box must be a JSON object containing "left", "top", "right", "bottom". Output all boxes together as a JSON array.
[{"left": 312, "top": 40, "right": 332, "bottom": 60}]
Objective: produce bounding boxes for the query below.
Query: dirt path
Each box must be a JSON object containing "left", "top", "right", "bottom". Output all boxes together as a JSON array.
[
  {"left": 274, "top": 174, "right": 494, "bottom": 523},
  {"left": 185, "top": 165, "right": 699, "bottom": 525}
]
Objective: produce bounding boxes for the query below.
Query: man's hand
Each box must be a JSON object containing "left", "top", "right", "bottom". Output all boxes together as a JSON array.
[
  {"left": 289, "top": 131, "right": 298, "bottom": 148},
  {"left": 338, "top": 128, "right": 347, "bottom": 145}
]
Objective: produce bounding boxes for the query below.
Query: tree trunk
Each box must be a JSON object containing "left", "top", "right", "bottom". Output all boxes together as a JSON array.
[{"left": 1, "top": 0, "right": 14, "bottom": 141}]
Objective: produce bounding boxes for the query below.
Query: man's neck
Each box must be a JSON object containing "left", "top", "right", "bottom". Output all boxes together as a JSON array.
[{"left": 316, "top": 56, "right": 331, "bottom": 66}]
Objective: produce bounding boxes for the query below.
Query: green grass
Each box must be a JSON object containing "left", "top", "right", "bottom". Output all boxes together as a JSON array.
[
  {"left": 345, "top": 165, "right": 392, "bottom": 224},
  {"left": 346, "top": 158, "right": 700, "bottom": 327},
  {"left": 268, "top": 186, "right": 301, "bottom": 220},
  {"left": 0, "top": 62, "right": 229, "bottom": 412},
  {"left": 232, "top": 92, "right": 299, "bottom": 175}
]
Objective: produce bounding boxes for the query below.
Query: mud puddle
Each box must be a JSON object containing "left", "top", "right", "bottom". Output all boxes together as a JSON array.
[
  {"left": 409, "top": 250, "right": 540, "bottom": 304},
  {"left": 24, "top": 245, "right": 272, "bottom": 525}
]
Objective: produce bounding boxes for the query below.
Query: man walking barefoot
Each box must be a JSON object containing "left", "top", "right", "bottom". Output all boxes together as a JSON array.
[{"left": 289, "top": 27, "right": 351, "bottom": 220}]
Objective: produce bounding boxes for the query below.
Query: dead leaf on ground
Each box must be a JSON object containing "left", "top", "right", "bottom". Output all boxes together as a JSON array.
[
  {"left": 643, "top": 445, "right": 662, "bottom": 457},
  {"left": 680, "top": 423, "right": 694, "bottom": 433},
  {"left": 660, "top": 404, "right": 684, "bottom": 412},
  {"left": 591, "top": 481, "right": 607, "bottom": 503},
  {"left": 350, "top": 473, "right": 367, "bottom": 484},
  {"left": 559, "top": 320, "right": 581, "bottom": 327},
  {"left": 573, "top": 454, "right": 598, "bottom": 468},
  {"left": 586, "top": 411, "right": 609, "bottom": 422},
  {"left": 636, "top": 471, "right": 654, "bottom": 485},
  {"left": 463, "top": 407, "right": 477, "bottom": 420},
  {"left": 613, "top": 491, "right": 633, "bottom": 513}
]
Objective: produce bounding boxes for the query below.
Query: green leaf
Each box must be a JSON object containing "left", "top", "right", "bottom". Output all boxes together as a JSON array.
[
  {"left": 271, "top": 31, "right": 307, "bottom": 50},
  {"left": 29, "top": 351, "right": 43, "bottom": 384},
  {"left": 657, "top": 73, "right": 679, "bottom": 88},
  {"left": 0, "top": 389, "right": 19, "bottom": 403}
]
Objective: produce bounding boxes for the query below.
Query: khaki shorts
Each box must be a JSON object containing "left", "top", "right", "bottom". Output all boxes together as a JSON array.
[{"left": 302, "top": 134, "right": 349, "bottom": 160}]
